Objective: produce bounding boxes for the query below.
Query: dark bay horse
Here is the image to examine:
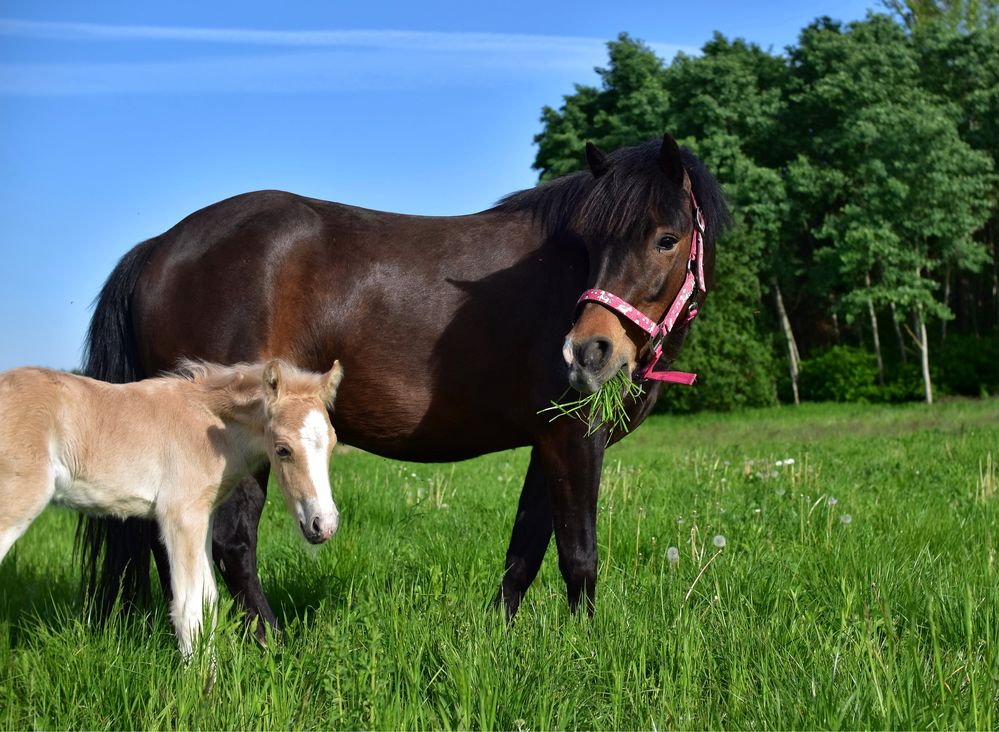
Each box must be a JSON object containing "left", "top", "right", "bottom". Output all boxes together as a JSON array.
[{"left": 79, "top": 135, "right": 727, "bottom": 638}]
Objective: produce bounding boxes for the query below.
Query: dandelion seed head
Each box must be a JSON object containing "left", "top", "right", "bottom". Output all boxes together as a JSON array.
[
  {"left": 776, "top": 488, "right": 786, "bottom": 497},
  {"left": 827, "top": 496, "right": 838, "bottom": 507},
  {"left": 840, "top": 514, "right": 852, "bottom": 525},
  {"left": 666, "top": 546, "right": 680, "bottom": 563},
  {"left": 712, "top": 534, "right": 727, "bottom": 549}
]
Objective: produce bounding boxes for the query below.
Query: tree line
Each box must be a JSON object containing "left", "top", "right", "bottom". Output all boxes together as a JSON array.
[{"left": 533, "top": 2, "right": 999, "bottom": 410}]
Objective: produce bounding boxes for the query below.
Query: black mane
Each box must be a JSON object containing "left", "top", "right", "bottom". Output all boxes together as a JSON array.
[{"left": 496, "top": 139, "right": 730, "bottom": 246}]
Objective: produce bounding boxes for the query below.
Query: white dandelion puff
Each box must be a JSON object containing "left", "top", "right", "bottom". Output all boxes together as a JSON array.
[
  {"left": 712, "top": 534, "right": 727, "bottom": 549},
  {"left": 840, "top": 514, "right": 852, "bottom": 525},
  {"left": 666, "top": 546, "right": 680, "bottom": 563},
  {"left": 827, "top": 496, "right": 838, "bottom": 507}
]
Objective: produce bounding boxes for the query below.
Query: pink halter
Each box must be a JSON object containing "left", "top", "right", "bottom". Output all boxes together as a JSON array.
[{"left": 576, "top": 191, "right": 707, "bottom": 386}]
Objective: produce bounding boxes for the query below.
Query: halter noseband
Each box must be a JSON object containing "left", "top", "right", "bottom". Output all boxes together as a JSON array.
[{"left": 575, "top": 190, "right": 707, "bottom": 386}]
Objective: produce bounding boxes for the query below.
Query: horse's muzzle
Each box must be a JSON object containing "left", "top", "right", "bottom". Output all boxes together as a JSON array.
[{"left": 564, "top": 335, "right": 625, "bottom": 394}]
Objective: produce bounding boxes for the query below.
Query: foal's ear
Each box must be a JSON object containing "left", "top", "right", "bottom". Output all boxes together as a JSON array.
[
  {"left": 658, "top": 134, "right": 687, "bottom": 190},
  {"left": 585, "top": 141, "right": 609, "bottom": 178},
  {"left": 262, "top": 359, "right": 283, "bottom": 407},
  {"left": 321, "top": 360, "right": 344, "bottom": 407}
]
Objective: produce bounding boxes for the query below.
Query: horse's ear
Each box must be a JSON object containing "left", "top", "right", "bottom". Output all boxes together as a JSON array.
[
  {"left": 585, "top": 142, "right": 609, "bottom": 178},
  {"left": 262, "top": 359, "right": 283, "bottom": 407},
  {"left": 321, "top": 360, "right": 344, "bottom": 407},
  {"left": 658, "top": 134, "right": 686, "bottom": 189}
]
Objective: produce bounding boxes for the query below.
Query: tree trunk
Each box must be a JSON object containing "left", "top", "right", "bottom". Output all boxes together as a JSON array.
[
  {"left": 992, "top": 230, "right": 998, "bottom": 332},
  {"left": 915, "top": 306, "right": 933, "bottom": 405},
  {"left": 940, "top": 260, "right": 951, "bottom": 347},
  {"left": 890, "top": 301, "right": 907, "bottom": 364},
  {"left": 865, "top": 271, "right": 884, "bottom": 386},
  {"left": 773, "top": 278, "right": 800, "bottom": 405}
]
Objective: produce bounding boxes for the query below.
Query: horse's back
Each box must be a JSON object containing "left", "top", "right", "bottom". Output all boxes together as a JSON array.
[{"left": 112, "top": 187, "right": 578, "bottom": 460}]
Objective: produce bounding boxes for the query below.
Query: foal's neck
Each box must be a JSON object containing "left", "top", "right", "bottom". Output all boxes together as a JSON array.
[{"left": 197, "top": 387, "right": 272, "bottom": 468}]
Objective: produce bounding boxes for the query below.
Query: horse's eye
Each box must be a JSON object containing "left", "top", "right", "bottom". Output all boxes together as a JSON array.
[
  {"left": 656, "top": 235, "right": 679, "bottom": 252},
  {"left": 275, "top": 445, "right": 293, "bottom": 460}
]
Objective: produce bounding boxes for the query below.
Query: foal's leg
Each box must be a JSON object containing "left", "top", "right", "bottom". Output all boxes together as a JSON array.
[
  {"left": 0, "top": 470, "right": 54, "bottom": 563},
  {"left": 160, "top": 511, "right": 217, "bottom": 660},
  {"left": 211, "top": 466, "right": 277, "bottom": 645},
  {"left": 494, "top": 447, "right": 554, "bottom": 619}
]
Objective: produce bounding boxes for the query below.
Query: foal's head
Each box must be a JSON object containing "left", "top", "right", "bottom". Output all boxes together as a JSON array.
[{"left": 261, "top": 359, "right": 344, "bottom": 545}]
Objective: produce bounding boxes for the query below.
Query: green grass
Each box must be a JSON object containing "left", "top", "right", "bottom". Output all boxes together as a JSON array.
[
  {"left": 540, "top": 369, "right": 645, "bottom": 436},
  {"left": 2, "top": 399, "right": 998, "bottom": 729}
]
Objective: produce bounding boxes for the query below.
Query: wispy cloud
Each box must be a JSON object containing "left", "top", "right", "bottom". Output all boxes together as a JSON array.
[{"left": 0, "top": 18, "right": 695, "bottom": 95}]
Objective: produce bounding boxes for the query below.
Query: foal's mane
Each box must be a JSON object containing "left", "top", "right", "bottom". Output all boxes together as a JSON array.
[
  {"left": 496, "top": 139, "right": 730, "bottom": 246},
  {"left": 170, "top": 359, "right": 324, "bottom": 413}
]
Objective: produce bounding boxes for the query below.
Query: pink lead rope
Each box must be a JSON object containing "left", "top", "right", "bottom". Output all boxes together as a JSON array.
[{"left": 576, "top": 191, "right": 706, "bottom": 386}]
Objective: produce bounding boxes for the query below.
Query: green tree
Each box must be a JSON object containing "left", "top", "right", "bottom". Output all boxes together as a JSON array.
[
  {"left": 662, "top": 36, "right": 800, "bottom": 402},
  {"left": 786, "top": 15, "right": 995, "bottom": 402},
  {"left": 915, "top": 22, "right": 999, "bottom": 336}
]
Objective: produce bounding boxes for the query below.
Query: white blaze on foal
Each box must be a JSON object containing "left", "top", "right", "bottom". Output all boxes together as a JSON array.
[
  {"left": 0, "top": 358, "right": 344, "bottom": 659},
  {"left": 299, "top": 409, "right": 338, "bottom": 537}
]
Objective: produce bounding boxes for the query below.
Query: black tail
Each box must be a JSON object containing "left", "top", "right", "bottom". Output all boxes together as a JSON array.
[{"left": 76, "top": 238, "right": 162, "bottom": 620}]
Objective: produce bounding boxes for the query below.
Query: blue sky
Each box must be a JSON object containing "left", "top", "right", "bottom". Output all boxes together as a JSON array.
[{"left": 0, "top": 0, "right": 873, "bottom": 371}]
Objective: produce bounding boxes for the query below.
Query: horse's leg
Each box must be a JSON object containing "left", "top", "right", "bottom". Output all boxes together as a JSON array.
[
  {"left": 494, "top": 447, "right": 553, "bottom": 619},
  {"left": 537, "top": 426, "right": 605, "bottom": 615},
  {"left": 160, "top": 510, "right": 217, "bottom": 660},
  {"left": 211, "top": 466, "right": 276, "bottom": 645}
]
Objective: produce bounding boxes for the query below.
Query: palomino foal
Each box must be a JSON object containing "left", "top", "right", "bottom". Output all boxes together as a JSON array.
[{"left": 0, "top": 358, "right": 343, "bottom": 658}]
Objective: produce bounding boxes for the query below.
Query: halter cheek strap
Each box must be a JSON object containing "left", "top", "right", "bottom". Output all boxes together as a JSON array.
[{"left": 575, "top": 191, "right": 707, "bottom": 386}]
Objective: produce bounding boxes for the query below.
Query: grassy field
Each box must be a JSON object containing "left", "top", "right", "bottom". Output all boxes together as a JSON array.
[{"left": 2, "top": 399, "right": 997, "bottom": 729}]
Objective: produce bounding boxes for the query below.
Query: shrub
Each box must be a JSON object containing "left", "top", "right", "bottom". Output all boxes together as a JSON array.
[
  {"left": 936, "top": 334, "right": 999, "bottom": 396},
  {"left": 799, "top": 345, "right": 880, "bottom": 402}
]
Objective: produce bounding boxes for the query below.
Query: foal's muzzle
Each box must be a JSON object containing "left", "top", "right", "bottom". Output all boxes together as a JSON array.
[{"left": 300, "top": 508, "right": 339, "bottom": 544}]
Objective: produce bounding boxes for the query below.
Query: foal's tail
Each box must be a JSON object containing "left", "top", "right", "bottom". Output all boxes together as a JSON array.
[{"left": 76, "top": 238, "right": 162, "bottom": 621}]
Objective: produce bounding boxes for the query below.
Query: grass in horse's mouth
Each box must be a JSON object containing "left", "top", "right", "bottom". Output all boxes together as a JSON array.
[{"left": 540, "top": 369, "right": 645, "bottom": 437}]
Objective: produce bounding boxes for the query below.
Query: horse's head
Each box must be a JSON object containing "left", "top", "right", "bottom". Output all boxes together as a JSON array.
[
  {"left": 564, "top": 135, "right": 720, "bottom": 394},
  {"left": 261, "top": 359, "right": 344, "bottom": 544}
]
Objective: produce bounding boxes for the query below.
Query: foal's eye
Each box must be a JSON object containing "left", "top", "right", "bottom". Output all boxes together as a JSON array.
[
  {"left": 656, "top": 235, "right": 679, "bottom": 252},
  {"left": 275, "top": 445, "right": 293, "bottom": 460}
]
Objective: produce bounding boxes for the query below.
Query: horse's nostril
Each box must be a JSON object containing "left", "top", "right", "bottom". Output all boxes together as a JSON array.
[
  {"left": 577, "top": 337, "right": 613, "bottom": 372},
  {"left": 311, "top": 516, "right": 322, "bottom": 535}
]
